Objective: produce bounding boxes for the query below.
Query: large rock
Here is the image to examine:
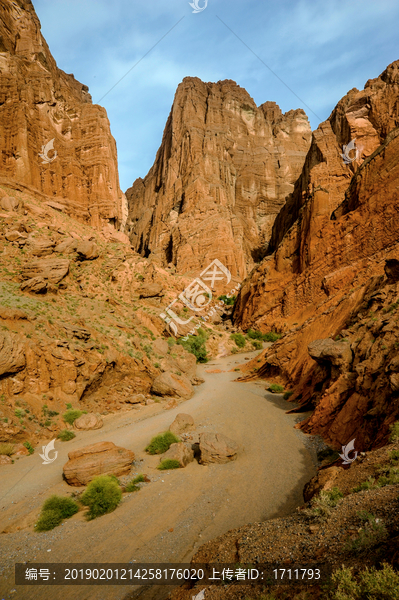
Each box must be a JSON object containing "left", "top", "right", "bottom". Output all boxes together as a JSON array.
[
  {"left": 138, "top": 283, "right": 164, "bottom": 298},
  {"left": 125, "top": 78, "right": 311, "bottom": 277},
  {"left": 55, "top": 238, "right": 78, "bottom": 254},
  {"left": 63, "top": 441, "right": 134, "bottom": 486},
  {"left": 151, "top": 372, "right": 193, "bottom": 400},
  {"left": 25, "top": 237, "right": 55, "bottom": 256},
  {"left": 73, "top": 413, "right": 103, "bottom": 430},
  {"left": 1, "top": 195, "right": 21, "bottom": 212},
  {"left": 303, "top": 466, "right": 341, "bottom": 503},
  {"left": 161, "top": 442, "right": 194, "bottom": 468},
  {"left": 20, "top": 258, "right": 69, "bottom": 283},
  {"left": 76, "top": 240, "right": 99, "bottom": 260},
  {"left": 0, "top": 455, "right": 12, "bottom": 465},
  {"left": 0, "top": 331, "right": 26, "bottom": 377},
  {"left": 308, "top": 339, "right": 353, "bottom": 369},
  {"left": 0, "top": 1, "right": 125, "bottom": 230},
  {"left": 199, "top": 432, "right": 239, "bottom": 464},
  {"left": 169, "top": 413, "right": 195, "bottom": 436},
  {"left": 20, "top": 276, "right": 48, "bottom": 294}
]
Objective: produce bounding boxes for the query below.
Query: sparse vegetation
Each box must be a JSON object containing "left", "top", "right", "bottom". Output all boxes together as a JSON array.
[
  {"left": 389, "top": 421, "right": 399, "bottom": 442},
  {"left": 23, "top": 441, "right": 34, "bottom": 454},
  {"left": 251, "top": 339, "right": 262, "bottom": 350},
  {"left": 346, "top": 512, "right": 388, "bottom": 553},
  {"left": 57, "top": 429, "right": 76, "bottom": 442},
  {"left": 247, "top": 329, "right": 282, "bottom": 343},
  {"left": 330, "top": 563, "right": 399, "bottom": 600},
  {"left": 218, "top": 294, "right": 236, "bottom": 306},
  {"left": 63, "top": 409, "right": 83, "bottom": 425},
  {"left": 125, "top": 474, "right": 146, "bottom": 492},
  {"left": 230, "top": 332, "right": 246, "bottom": 348},
  {"left": 0, "top": 442, "right": 14, "bottom": 456},
  {"left": 35, "top": 495, "right": 79, "bottom": 531},
  {"left": 177, "top": 334, "right": 208, "bottom": 363},
  {"left": 80, "top": 475, "right": 122, "bottom": 519},
  {"left": 304, "top": 487, "right": 343, "bottom": 521},
  {"left": 158, "top": 459, "right": 181, "bottom": 470},
  {"left": 145, "top": 432, "right": 180, "bottom": 455},
  {"left": 268, "top": 383, "right": 284, "bottom": 393}
]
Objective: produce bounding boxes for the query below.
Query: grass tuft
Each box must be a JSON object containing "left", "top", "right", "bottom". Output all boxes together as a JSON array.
[
  {"left": 57, "top": 429, "right": 76, "bottom": 442},
  {"left": 145, "top": 432, "right": 180, "bottom": 455},
  {"left": 80, "top": 475, "right": 122, "bottom": 520},
  {"left": 0, "top": 442, "right": 15, "bottom": 456},
  {"left": 158, "top": 459, "right": 181, "bottom": 470}
]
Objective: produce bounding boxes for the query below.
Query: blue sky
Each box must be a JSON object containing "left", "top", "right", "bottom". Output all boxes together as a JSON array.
[{"left": 33, "top": 0, "right": 399, "bottom": 192}]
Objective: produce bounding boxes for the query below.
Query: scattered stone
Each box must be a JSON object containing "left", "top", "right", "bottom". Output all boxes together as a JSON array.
[
  {"left": 63, "top": 441, "right": 135, "bottom": 486},
  {"left": 199, "top": 432, "right": 239, "bottom": 465},
  {"left": 25, "top": 237, "right": 55, "bottom": 257},
  {"left": 54, "top": 238, "right": 78, "bottom": 254},
  {"left": 164, "top": 398, "right": 178, "bottom": 410},
  {"left": 125, "top": 394, "right": 145, "bottom": 404},
  {"left": 169, "top": 413, "right": 195, "bottom": 436},
  {"left": 76, "top": 240, "right": 99, "bottom": 260}
]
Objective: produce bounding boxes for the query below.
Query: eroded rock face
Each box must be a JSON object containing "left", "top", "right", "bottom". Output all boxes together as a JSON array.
[
  {"left": 126, "top": 77, "right": 311, "bottom": 277},
  {"left": 236, "top": 61, "right": 399, "bottom": 449},
  {"left": 63, "top": 441, "right": 134, "bottom": 486},
  {"left": 0, "top": 330, "right": 26, "bottom": 377},
  {"left": 0, "top": 1, "right": 125, "bottom": 230}
]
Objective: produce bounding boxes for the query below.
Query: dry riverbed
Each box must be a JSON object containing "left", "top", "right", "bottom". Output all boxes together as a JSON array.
[{"left": 0, "top": 351, "right": 317, "bottom": 600}]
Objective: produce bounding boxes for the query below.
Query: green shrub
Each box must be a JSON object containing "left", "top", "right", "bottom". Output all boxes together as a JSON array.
[
  {"left": 377, "top": 466, "right": 399, "bottom": 487},
  {"left": 268, "top": 383, "right": 284, "bottom": 393},
  {"left": 263, "top": 331, "right": 282, "bottom": 342},
  {"left": 251, "top": 340, "right": 262, "bottom": 350},
  {"left": 283, "top": 391, "right": 294, "bottom": 400},
  {"left": 35, "top": 509, "right": 63, "bottom": 532},
  {"left": 158, "top": 459, "right": 181, "bottom": 470},
  {"left": 63, "top": 409, "right": 83, "bottom": 425},
  {"left": 0, "top": 442, "right": 14, "bottom": 456},
  {"left": 35, "top": 495, "right": 79, "bottom": 532},
  {"left": 23, "top": 441, "right": 34, "bottom": 454},
  {"left": 246, "top": 329, "right": 264, "bottom": 340},
  {"left": 218, "top": 295, "right": 236, "bottom": 306},
  {"left": 304, "top": 487, "right": 343, "bottom": 521},
  {"left": 177, "top": 335, "right": 208, "bottom": 363},
  {"left": 346, "top": 513, "right": 387, "bottom": 553},
  {"left": 145, "top": 432, "right": 180, "bottom": 455},
  {"left": 352, "top": 478, "right": 376, "bottom": 493},
  {"left": 389, "top": 421, "right": 399, "bottom": 443},
  {"left": 80, "top": 475, "right": 122, "bottom": 519},
  {"left": 125, "top": 474, "right": 146, "bottom": 492},
  {"left": 57, "top": 429, "right": 76, "bottom": 442},
  {"left": 390, "top": 449, "right": 399, "bottom": 463},
  {"left": 230, "top": 333, "right": 246, "bottom": 348},
  {"left": 317, "top": 447, "right": 340, "bottom": 464},
  {"left": 330, "top": 562, "right": 399, "bottom": 599},
  {"left": 167, "top": 337, "right": 175, "bottom": 347}
]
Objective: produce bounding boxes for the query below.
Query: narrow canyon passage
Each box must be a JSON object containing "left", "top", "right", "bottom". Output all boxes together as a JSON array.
[{"left": 0, "top": 351, "right": 316, "bottom": 600}]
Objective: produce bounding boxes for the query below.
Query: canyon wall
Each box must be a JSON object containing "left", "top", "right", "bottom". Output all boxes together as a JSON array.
[
  {"left": 0, "top": 0, "right": 125, "bottom": 229},
  {"left": 235, "top": 61, "right": 399, "bottom": 449},
  {"left": 125, "top": 77, "right": 311, "bottom": 278}
]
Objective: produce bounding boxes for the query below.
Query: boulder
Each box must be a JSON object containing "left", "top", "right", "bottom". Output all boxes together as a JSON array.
[
  {"left": 303, "top": 466, "right": 341, "bottom": 503},
  {"left": 0, "top": 330, "right": 26, "bottom": 376},
  {"left": 0, "top": 307, "right": 29, "bottom": 320},
  {"left": 73, "top": 413, "right": 103, "bottom": 430},
  {"left": 153, "top": 338, "right": 169, "bottom": 356},
  {"left": 76, "top": 240, "right": 99, "bottom": 260},
  {"left": 0, "top": 455, "right": 12, "bottom": 465},
  {"left": 12, "top": 443, "right": 30, "bottom": 456},
  {"left": 63, "top": 441, "right": 134, "bottom": 486},
  {"left": 1, "top": 195, "right": 20, "bottom": 212},
  {"left": 55, "top": 238, "right": 78, "bottom": 254},
  {"left": 151, "top": 372, "right": 193, "bottom": 400},
  {"left": 5, "top": 230, "right": 24, "bottom": 242},
  {"left": 20, "top": 276, "right": 47, "bottom": 294},
  {"left": 199, "top": 432, "right": 239, "bottom": 464},
  {"left": 138, "top": 283, "right": 164, "bottom": 298},
  {"left": 169, "top": 413, "right": 195, "bottom": 436},
  {"left": 161, "top": 442, "right": 194, "bottom": 468},
  {"left": 164, "top": 398, "right": 178, "bottom": 410},
  {"left": 125, "top": 394, "right": 145, "bottom": 404},
  {"left": 20, "top": 258, "right": 70, "bottom": 284},
  {"left": 25, "top": 237, "right": 55, "bottom": 256},
  {"left": 308, "top": 339, "right": 353, "bottom": 369}
]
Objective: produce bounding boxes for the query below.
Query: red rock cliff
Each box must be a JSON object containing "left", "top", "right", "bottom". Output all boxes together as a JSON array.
[
  {"left": 125, "top": 77, "right": 311, "bottom": 277},
  {"left": 0, "top": 0, "right": 126, "bottom": 229}
]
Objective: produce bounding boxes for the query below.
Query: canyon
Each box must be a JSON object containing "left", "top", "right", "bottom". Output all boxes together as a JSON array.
[{"left": 0, "top": 1, "right": 399, "bottom": 599}]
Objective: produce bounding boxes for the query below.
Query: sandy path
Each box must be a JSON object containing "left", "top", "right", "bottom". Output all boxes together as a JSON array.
[{"left": 0, "top": 351, "right": 316, "bottom": 600}]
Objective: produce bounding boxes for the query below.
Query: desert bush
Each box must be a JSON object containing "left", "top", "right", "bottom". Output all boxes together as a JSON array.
[
  {"left": 389, "top": 421, "right": 399, "bottom": 442},
  {"left": 80, "top": 475, "right": 122, "bottom": 519},
  {"left": 57, "top": 429, "right": 76, "bottom": 442},
  {"left": 330, "top": 562, "right": 399, "bottom": 600},
  {"left": 35, "top": 495, "right": 79, "bottom": 532},
  {"left": 263, "top": 331, "right": 282, "bottom": 342},
  {"left": 145, "top": 432, "right": 180, "bottom": 455},
  {"left": 390, "top": 449, "right": 399, "bottom": 463},
  {"left": 352, "top": 477, "right": 376, "bottom": 493},
  {"left": 177, "top": 335, "right": 208, "bottom": 363},
  {"left": 283, "top": 391, "right": 294, "bottom": 400},
  {"left": 0, "top": 442, "right": 14, "bottom": 456},
  {"left": 218, "top": 294, "right": 236, "bottom": 306},
  {"left": 251, "top": 340, "right": 262, "bottom": 350},
  {"left": 23, "top": 441, "right": 34, "bottom": 454},
  {"left": 304, "top": 487, "right": 343, "bottom": 521},
  {"left": 63, "top": 409, "right": 83, "bottom": 425},
  {"left": 125, "top": 474, "right": 146, "bottom": 492},
  {"left": 346, "top": 513, "right": 387, "bottom": 553},
  {"left": 377, "top": 466, "right": 399, "bottom": 487},
  {"left": 268, "top": 383, "right": 284, "bottom": 393},
  {"left": 230, "top": 333, "right": 246, "bottom": 348},
  {"left": 158, "top": 459, "right": 180, "bottom": 470}
]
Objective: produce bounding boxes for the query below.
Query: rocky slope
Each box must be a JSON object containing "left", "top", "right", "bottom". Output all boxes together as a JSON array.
[
  {"left": 125, "top": 77, "right": 311, "bottom": 278},
  {"left": 233, "top": 60, "right": 399, "bottom": 450},
  {"left": 0, "top": 0, "right": 126, "bottom": 231}
]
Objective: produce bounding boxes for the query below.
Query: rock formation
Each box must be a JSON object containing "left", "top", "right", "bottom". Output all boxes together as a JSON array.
[
  {"left": 125, "top": 77, "right": 311, "bottom": 277},
  {"left": 235, "top": 60, "right": 399, "bottom": 449},
  {"left": 63, "top": 441, "right": 134, "bottom": 486},
  {"left": 0, "top": 0, "right": 126, "bottom": 230}
]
